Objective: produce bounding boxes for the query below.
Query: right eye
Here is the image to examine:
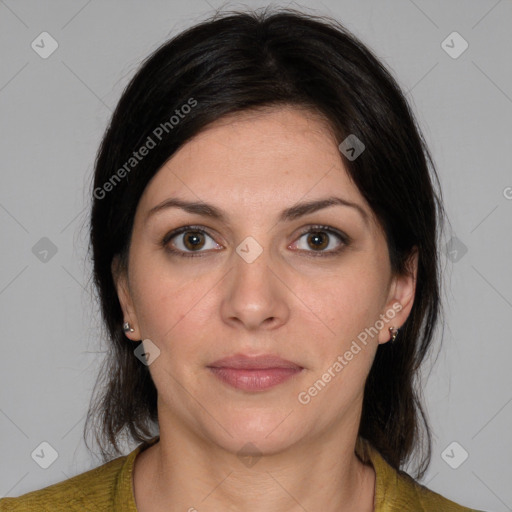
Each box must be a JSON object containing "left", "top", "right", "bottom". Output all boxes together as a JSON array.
[{"left": 161, "top": 226, "right": 223, "bottom": 258}]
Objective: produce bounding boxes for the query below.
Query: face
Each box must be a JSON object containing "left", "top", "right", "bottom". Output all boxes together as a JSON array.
[{"left": 113, "top": 106, "right": 417, "bottom": 456}]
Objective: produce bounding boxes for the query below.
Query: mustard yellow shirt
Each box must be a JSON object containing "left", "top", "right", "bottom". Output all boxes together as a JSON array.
[{"left": 0, "top": 436, "right": 482, "bottom": 511}]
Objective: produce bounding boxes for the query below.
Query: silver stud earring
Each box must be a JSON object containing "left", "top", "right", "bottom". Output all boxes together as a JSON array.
[
  {"left": 389, "top": 326, "right": 399, "bottom": 342},
  {"left": 123, "top": 322, "right": 134, "bottom": 333}
]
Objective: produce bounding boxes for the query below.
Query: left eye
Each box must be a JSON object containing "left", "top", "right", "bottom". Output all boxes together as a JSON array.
[{"left": 290, "top": 228, "right": 347, "bottom": 255}]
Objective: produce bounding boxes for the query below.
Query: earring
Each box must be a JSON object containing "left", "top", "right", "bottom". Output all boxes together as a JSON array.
[
  {"left": 389, "top": 326, "right": 399, "bottom": 342},
  {"left": 123, "top": 322, "right": 134, "bottom": 333}
]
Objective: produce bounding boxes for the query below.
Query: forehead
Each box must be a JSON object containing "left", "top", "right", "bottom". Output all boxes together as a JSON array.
[{"left": 137, "top": 106, "right": 374, "bottom": 226}]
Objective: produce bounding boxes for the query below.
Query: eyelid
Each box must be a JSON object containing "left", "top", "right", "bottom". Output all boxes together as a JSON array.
[
  {"left": 161, "top": 224, "right": 219, "bottom": 246},
  {"left": 295, "top": 224, "right": 351, "bottom": 245}
]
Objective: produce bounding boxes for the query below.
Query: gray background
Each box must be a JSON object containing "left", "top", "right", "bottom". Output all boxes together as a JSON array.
[{"left": 0, "top": 0, "right": 511, "bottom": 510}]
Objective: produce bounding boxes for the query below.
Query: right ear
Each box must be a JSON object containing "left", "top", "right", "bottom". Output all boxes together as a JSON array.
[{"left": 111, "top": 254, "right": 140, "bottom": 340}]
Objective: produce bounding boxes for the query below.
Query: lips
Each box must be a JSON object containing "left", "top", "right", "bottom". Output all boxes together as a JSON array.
[
  {"left": 207, "top": 354, "right": 304, "bottom": 391},
  {"left": 207, "top": 353, "right": 303, "bottom": 370}
]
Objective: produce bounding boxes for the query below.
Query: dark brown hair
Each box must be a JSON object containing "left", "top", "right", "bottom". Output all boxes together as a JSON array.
[{"left": 84, "top": 6, "right": 446, "bottom": 479}]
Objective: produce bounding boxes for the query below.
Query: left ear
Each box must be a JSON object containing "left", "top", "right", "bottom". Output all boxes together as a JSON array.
[{"left": 377, "top": 246, "right": 418, "bottom": 344}]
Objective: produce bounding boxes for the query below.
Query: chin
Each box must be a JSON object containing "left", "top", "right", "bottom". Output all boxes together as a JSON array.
[{"left": 202, "top": 408, "right": 307, "bottom": 457}]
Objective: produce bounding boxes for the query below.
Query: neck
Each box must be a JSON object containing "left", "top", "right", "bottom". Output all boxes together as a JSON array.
[{"left": 134, "top": 417, "right": 375, "bottom": 512}]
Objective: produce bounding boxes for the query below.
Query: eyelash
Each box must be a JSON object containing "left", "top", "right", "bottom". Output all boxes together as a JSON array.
[{"left": 161, "top": 224, "right": 351, "bottom": 259}]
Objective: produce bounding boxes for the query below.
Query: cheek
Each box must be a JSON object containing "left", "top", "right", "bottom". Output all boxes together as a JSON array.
[
  {"left": 129, "top": 255, "right": 190, "bottom": 336},
  {"left": 302, "top": 264, "right": 388, "bottom": 342},
  {"left": 130, "top": 258, "right": 220, "bottom": 360},
  {"left": 296, "top": 270, "right": 386, "bottom": 407}
]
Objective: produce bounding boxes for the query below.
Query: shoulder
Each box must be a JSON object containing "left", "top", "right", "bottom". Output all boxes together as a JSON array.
[
  {"left": 388, "top": 469, "right": 483, "bottom": 512},
  {"left": 358, "top": 438, "right": 485, "bottom": 512},
  {"left": 0, "top": 452, "right": 130, "bottom": 511}
]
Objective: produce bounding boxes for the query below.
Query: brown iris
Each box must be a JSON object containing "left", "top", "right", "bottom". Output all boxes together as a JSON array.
[
  {"left": 307, "top": 231, "right": 329, "bottom": 251},
  {"left": 183, "top": 231, "right": 206, "bottom": 251}
]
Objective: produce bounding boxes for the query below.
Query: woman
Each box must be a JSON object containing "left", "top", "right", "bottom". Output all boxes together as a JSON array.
[{"left": 0, "top": 7, "right": 483, "bottom": 511}]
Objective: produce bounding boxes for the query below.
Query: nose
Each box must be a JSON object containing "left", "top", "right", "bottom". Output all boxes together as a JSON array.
[{"left": 220, "top": 243, "right": 290, "bottom": 331}]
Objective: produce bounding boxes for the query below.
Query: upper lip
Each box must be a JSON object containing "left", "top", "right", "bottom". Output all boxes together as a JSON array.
[{"left": 207, "top": 354, "right": 303, "bottom": 370}]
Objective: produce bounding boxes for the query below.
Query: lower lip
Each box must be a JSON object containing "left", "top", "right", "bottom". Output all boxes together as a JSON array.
[{"left": 207, "top": 367, "right": 303, "bottom": 391}]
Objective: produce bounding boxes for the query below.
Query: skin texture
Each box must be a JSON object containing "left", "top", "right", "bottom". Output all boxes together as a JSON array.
[{"left": 112, "top": 106, "right": 418, "bottom": 512}]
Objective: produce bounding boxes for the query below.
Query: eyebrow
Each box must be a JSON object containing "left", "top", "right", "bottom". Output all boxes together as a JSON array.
[{"left": 146, "top": 195, "right": 370, "bottom": 226}]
